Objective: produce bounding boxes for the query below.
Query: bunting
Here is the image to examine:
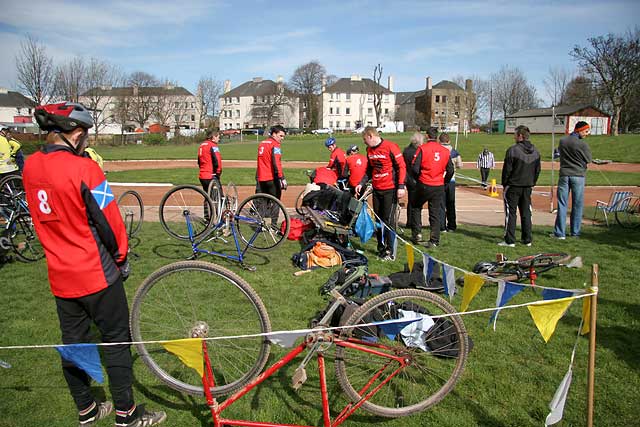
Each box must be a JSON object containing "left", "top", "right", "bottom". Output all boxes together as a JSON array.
[
  {"left": 489, "top": 281, "right": 526, "bottom": 329},
  {"left": 527, "top": 298, "right": 574, "bottom": 342},
  {"left": 542, "top": 288, "right": 576, "bottom": 301},
  {"left": 545, "top": 367, "right": 573, "bottom": 425},
  {"left": 422, "top": 254, "right": 436, "bottom": 285},
  {"left": 55, "top": 343, "right": 103, "bottom": 384},
  {"left": 442, "top": 264, "right": 456, "bottom": 299},
  {"left": 461, "top": 273, "right": 485, "bottom": 312},
  {"left": 405, "top": 243, "right": 415, "bottom": 272},
  {"left": 581, "top": 296, "right": 591, "bottom": 335},
  {"left": 268, "top": 331, "right": 307, "bottom": 348},
  {"left": 397, "top": 309, "right": 435, "bottom": 352},
  {"left": 390, "top": 229, "right": 399, "bottom": 260},
  {"left": 376, "top": 315, "right": 422, "bottom": 341},
  {"left": 160, "top": 338, "right": 204, "bottom": 378}
]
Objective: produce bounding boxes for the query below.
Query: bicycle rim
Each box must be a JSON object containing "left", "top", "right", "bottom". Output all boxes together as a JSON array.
[
  {"left": 207, "top": 180, "right": 224, "bottom": 223},
  {"left": 0, "top": 175, "right": 26, "bottom": 218},
  {"left": 295, "top": 190, "right": 305, "bottom": 215},
  {"left": 130, "top": 261, "right": 271, "bottom": 396},
  {"left": 235, "top": 194, "right": 290, "bottom": 252},
  {"left": 335, "top": 289, "right": 468, "bottom": 417},
  {"left": 516, "top": 253, "right": 570, "bottom": 268},
  {"left": 615, "top": 196, "right": 640, "bottom": 229},
  {"left": 117, "top": 190, "right": 144, "bottom": 237},
  {"left": 225, "top": 182, "right": 238, "bottom": 213},
  {"left": 9, "top": 213, "right": 44, "bottom": 262},
  {"left": 159, "top": 185, "right": 214, "bottom": 240},
  {"left": 485, "top": 266, "right": 520, "bottom": 282}
]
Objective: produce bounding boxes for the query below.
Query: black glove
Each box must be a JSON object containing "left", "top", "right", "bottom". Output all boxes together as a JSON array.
[
  {"left": 280, "top": 178, "right": 288, "bottom": 190},
  {"left": 119, "top": 260, "right": 130, "bottom": 282}
]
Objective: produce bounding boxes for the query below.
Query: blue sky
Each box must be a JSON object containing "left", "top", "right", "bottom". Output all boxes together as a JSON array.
[{"left": 0, "top": 0, "right": 638, "bottom": 105}]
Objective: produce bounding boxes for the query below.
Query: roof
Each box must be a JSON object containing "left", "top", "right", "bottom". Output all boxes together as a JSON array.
[
  {"left": 82, "top": 86, "right": 194, "bottom": 97},
  {"left": 506, "top": 104, "right": 607, "bottom": 118},
  {"left": 223, "top": 79, "right": 295, "bottom": 98},
  {"left": 433, "top": 80, "right": 464, "bottom": 91},
  {"left": 395, "top": 90, "right": 425, "bottom": 105},
  {"left": 325, "top": 78, "right": 392, "bottom": 94},
  {"left": 0, "top": 90, "right": 36, "bottom": 108}
]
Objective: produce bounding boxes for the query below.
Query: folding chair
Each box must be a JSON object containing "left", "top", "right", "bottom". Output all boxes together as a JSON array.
[{"left": 594, "top": 191, "right": 633, "bottom": 227}]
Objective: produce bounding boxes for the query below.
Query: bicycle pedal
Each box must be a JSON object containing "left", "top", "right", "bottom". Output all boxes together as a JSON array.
[{"left": 292, "top": 367, "right": 307, "bottom": 390}]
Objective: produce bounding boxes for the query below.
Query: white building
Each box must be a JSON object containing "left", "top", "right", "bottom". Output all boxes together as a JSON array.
[
  {"left": 505, "top": 105, "right": 610, "bottom": 135},
  {"left": 320, "top": 75, "right": 396, "bottom": 131},
  {"left": 0, "top": 87, "right": 36, "bottom": 128},
  {"left": 219, "top": 77, "right": 300, "bottom": 130}
]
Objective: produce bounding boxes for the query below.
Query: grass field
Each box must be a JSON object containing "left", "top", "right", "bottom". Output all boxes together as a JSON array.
[
  {"left": 94, "top": 133, "right": 640, "bottom": 163},
  {"left": 1, "top": 221, "right": 638, "bottom": 426}
]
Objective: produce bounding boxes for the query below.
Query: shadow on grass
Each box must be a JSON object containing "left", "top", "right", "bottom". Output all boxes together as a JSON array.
[{"left": 580, "top": 226, "right": 640, "bottom": 251}]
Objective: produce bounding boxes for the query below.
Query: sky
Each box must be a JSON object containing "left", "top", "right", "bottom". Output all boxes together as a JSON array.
[{"left": 0, "top": 0, "right": 638, "bottom": 107}]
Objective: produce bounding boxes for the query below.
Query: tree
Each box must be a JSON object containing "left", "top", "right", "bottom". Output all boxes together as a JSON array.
[
  {"left": 620, "top": 82, "right": 640, "bottom": 132},
  {"left": 53, "top": 57, "right": 86, "bottom": 102},
  {"left": 562, "top": 75, "right": 601, "bottom": 107},
  {"left": 491, "top": 65, "right": 539, "bottom": 120},
  {"left": 249, "top": 82, "right": 295, "bottom": 128},
  {"left": 15, "top": 34, "right": 54, "bottom": 106},
  {"left": 571, "top": 29, "right": 640, "bottom": 135},
  {"left": 81, "top": 58, "right": 123, "bottom": 141},
  {"left": 289, "top": 61, "right": 326, "bottom": 129},
  {"left": 372, "top": 64, "right": 384, "bottom": 126},
  {"left": 127, "top": 71, "right": 158, "bottom": 128},
  {"left": 196, "top": 76, "right": 223, "bottom": 127},
  {"left": 452, "top": 75, "right": 480, "bottom": 127},
  {"left": 112, "top": 96, "right": 132, "bottom": 141},
  {"left": 543, "top": 66, "right": 572, "bottom": 106}
]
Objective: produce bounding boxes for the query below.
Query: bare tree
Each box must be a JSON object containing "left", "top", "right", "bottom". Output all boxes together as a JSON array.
[
  {"left": 620, "top": 81, "right": 640, "bottom": 132},
  {"left": 571, "top": 29, "right": 640, "bottom": 135},
  {"left": 112, "top": 96, "right": 133, "bottom": 142},
  {"left": 289, "top": 61, "right": 326, "bottom": 129},
  {"left": 127, "top": 71, "right": 159, "bottom": 129},
  {"left": 15, "top": 34, "right": 54, "bottom": 106},
  {"left": 249, "top": 83, "right": 295, "bottom": 128},
  {"left": 543, "top": 67, "right": 572, "bottom": 106},
  {"left": 196, "top": 76, "right": 223, "bottom": 128},
  {"left": 53, "top": 56, "right": 86, "bottom": 102},
  {"left": 491, "top": 65, "right": 539, "bottom": 120},
  {"left": 81, "top": 58, "right": 123, "bottom": 141},
  {"left": 452, "top": 75, "right": 479, "bottom": 127},
  {"left": 372, "top": 64, "right": 384, "bottom": 126}
]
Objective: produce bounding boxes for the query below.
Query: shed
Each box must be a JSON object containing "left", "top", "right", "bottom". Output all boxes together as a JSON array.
[{"left": 505, "top": 105, "right": 610, "bottom": 135}]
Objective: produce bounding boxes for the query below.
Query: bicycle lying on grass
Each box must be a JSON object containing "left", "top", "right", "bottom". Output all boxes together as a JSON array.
[
  {"left": 130, "top": 260, "right": 469, "bottom": 425},
  {"left": 472, "top": 252, "right": 582, "bottom": 286},
  {"left": 158, "top": 184, "right": 290, "bottom": 271}
]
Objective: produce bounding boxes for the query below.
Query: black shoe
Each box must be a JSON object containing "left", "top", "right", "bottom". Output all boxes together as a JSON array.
[
  {"left": 411, "top": 233, "right": 423, "bottom": 244},
  {"left": 422, "top": 241, "right": 439, "bottom": 248}
]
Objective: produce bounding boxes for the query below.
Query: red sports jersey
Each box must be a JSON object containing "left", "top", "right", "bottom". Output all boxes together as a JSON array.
[
  {"left": 198, "top": 139, "right": 222, "bottom": 179},
  {"left": 313, "top": 167, "right": 338, "bottom": 185},
  {"left": 327, "top": 147, "right": 346, "bottom": 178},
  {"left": 345, "top": 153, "right": 367, "bottom": 187},
  {"left": 23, "top": 145, "right": 128, "bottom": 298},
  {"left": 362, "top": 140, "right": 406, "bottom": 191},
  {"left": 412, "top": 140, "right": 451, "bottom": 186},
  {"left": 256, "top": 137, "right": 284, "bottom": 181}
]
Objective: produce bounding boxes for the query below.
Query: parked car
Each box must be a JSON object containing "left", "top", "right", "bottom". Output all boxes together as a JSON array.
[
  {"left": 222, "top": 129, "right": 241, "bottom": 136},
  {"left": 311, "top": 128, "right": 333, "bottom": 135},
  {"left": 286, "top": 127, "right": 303, "bottom": 135},
  {"left": 354, "top": 127, "right": 365, "bottom": 134}
]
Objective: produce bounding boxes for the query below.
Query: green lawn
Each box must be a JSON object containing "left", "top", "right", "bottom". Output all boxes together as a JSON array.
[
  {"left": 1, "top": 222, "right": 638, "bottom": 426},
  {"left": 94, "top": 133, "right": 640, "bottom": 163}
]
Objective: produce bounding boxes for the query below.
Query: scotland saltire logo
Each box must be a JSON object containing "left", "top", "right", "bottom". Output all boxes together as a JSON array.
[
  {"left": 91, "top": 180, "right": 115, "bottom": 209},
  {"left": 274, "top": 147, "right": 282, "bottom": 155}
]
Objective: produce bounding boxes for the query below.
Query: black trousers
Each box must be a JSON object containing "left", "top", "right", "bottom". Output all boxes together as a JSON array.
[
  {"left": 200, "top": 176, "right": 222, "bottom": 221},
  {"left": 257, "top": 180, "right": 281, "bottom": 200},
  {"left": 372, "top": 188, "right": 397, "bottom": 254},
  {"left": 480, "top": 168, "right": 490, "bottom": 185},
  {"left": 55, "top": 279, "right": 134, "bottom": 413},
  {"left": 406, "top": 184, "right": 417, "bottom": 234},
  {"left": 439, "top": 181, "right": 457, "bottom": 231},
  {"left": 410, "top": 183, "right": 444, "bottom": 244},
  {"left": 503, "top": 185, "right": 533, "bottom": 244}
]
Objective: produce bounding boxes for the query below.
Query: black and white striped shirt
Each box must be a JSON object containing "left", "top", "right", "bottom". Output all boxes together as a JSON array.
[{"left": 477, "top": 151, "right": 495, "bottom": 169}]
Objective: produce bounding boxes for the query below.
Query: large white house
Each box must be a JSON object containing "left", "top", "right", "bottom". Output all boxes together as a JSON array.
[
  {"left": 219, "top": 77, "right": 300, "bottom": 130},
  {"left": 320, "top": 75, "right": 396, "bottom": 131},
  {"left": 0, "top": 87, "right": 36, "bottom": 127}
]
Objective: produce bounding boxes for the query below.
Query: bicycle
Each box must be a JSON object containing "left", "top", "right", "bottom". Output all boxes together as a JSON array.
[
  {"left": 117, "top": 190, "right": 144, "bottom": 238},
  {"left": 130, "top": 260, "right": 469, "bottom": 425},
  {"left": 615, "top": 195, "right": 640, "bottom": 229},
  {"left": 158, "top": 185, "right": 290, "bottom": 271},
  {"left": 0, "top": 175, "right": 43, "bottom": 262},
  {"left": 472, "top": 252, "right": 580, "bottom": 286}
]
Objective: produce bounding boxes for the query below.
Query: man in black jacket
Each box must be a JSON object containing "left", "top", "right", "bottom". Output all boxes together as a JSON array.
[{"left": 499, "top": 125, "right": 541, "bottom": 247}]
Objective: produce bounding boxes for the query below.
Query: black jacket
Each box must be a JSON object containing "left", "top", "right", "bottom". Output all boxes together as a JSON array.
[
  {"left": 501, "top": 140, "right": 541, "bottom": 187},
  {"left": 402, "top": 144, "right": 418, "bottom": 187}
]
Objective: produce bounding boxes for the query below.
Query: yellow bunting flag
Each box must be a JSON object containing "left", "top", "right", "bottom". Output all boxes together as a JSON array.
[
  {"left": 581, "top": 296, "right": 591, "bottom": 335},
  {"left": 527, "top": 298, "right": 574, "bottom": 343},
  {"left": 161, "top": 338, "right": 204, "bottom": 377},
  {"left": 461, "top": 273, "right": 485, "bottom": 312},
  {"left": 405, "top": 243, "right": 415, "bottom": 272}
]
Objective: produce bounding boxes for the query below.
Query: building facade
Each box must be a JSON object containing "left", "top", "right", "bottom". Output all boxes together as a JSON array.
[
  {"left": 415, "top": 77, "right": 475, "bottom": 131},
  {"left": 0, "top": 88, "right": 36, "bottom": 126},
  {"left": 320, "top": 75, "right": 396, "bottom": 131},
  {"left": 219, "top": 77, "right": 300, "bottom": 130},
  {"left": 505, "top": 105, "right": 610, "bottom": 135}
]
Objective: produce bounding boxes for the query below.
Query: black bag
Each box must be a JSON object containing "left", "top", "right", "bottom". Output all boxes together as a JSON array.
[{"left": 388, "top": 262, "right": 445, "bottom": 293}]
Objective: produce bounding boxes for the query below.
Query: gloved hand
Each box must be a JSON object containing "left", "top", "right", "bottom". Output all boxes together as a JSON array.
[
  {"left": 119, "top": 260, "right": 131, "bottom": 282},
  {"left": 280, "top": 178, "right": 288, "bottom": 190}
]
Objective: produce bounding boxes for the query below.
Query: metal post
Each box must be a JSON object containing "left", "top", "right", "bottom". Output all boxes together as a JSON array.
[
  {"left": 550, "top": 105, "right": 556, "bottom": 213},
  {"left": 587, "top": 264, "right": 599, "bottom": 427}
]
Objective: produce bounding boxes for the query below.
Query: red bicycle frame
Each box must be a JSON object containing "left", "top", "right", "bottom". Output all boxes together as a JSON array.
[{"left": 200, "top": 334, "right": 407, "bottom": 427}]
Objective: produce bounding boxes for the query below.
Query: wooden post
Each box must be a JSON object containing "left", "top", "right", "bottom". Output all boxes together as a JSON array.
[{"left": 587, "top": 264, "right": 599, "bottom": 427}]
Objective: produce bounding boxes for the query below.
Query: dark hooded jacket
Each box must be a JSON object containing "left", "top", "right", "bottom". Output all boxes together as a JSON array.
[{"left": 501, "top": 140, "right": 541, "bottom": 187}]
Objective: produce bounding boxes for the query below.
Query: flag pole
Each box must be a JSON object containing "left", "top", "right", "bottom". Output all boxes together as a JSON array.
[
  {"left": 586, "top": 264, "right": 599, "bottom": 427},
  {"left": 550, "top": 105, "right": 556, "bottom": 213}
]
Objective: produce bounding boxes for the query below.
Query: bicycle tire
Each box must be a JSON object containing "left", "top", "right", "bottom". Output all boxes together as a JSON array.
[
  {"left": 295, "top": 189, "right": 305, "bottom": 215},
  {"left": 130, "top": 260, "right": 272, "bottom": 397},
  {"left": 8, "top": 213, "right": 44, "bottom": 262},
  {"left": 515, "top": 253, "right": 571, "bottom": 269},
  {"left": 117, "top": 190, "right": 144, "bottom": 237},
  {"left": 225, "top": 182, "right": 238, "bottom": 213},
  {"left": 0, "top": 174, "right": 27, "bottom": 218},
  {"left": 159, "top": 185, "right": 215, "bottom": 240},
  {"left": 206, "top": 179, "right": 224, "bottom": 224},
  {"left": 615, "top": 196, "right": 640, "bottom": 229},
  {"left": 335, "top": 289, "right": 469, "bottom": 417},
  {"left": 235, "top": 193, "right": 290, "bottom": 252},
  {"left": 485, "top": 265, "right": 520, "bottom": 282}
]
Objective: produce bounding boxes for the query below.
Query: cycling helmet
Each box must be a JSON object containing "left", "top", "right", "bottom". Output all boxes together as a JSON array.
[
  {"left": 324, "top": 137, "right": 336, "bottom": 147},
  {"left": 35, "top": 102, "right": 94, "bottom": 132},
  {"left": 346, "top": 145, "right": 359, "bottom": 155},
  {"left": 472, "top": 261, "right": 495, "bottom": 274}
]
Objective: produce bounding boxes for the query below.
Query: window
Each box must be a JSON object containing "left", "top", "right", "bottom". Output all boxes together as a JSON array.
[
  {"left": 346, "top": 107, "right": 350, "bottom": 115},
  {"left": 185, "top": 102, "right": 189, "bottom": 108},
  {"left": 435, "top": 95, "right": 440, "bottom": 103},
  {"left": 174, "top": 114, "right": 180, "bottom": 122},
  {"left": 261, "top": 96, "right": 265, "bottom": 103},
  {"left": 507, "top": 118, "right": 516, "bottom": 126},
  {"left": 367, "top": 94, "right": 373, "bottom": 102},
  {"left": 330, "top": 93, "right": 334, "bottom": 100},
  {"left": 235, "top": 97, "right": 239, "bottom": 103},
  {"left": 346, "top": 121, "right": 351, "bottom": 128},
  {"left": 383, "top": 94, "right": 389, "bottom": 102},
  {"left": 434, "top": 110, "right": 439, "bottom": 116},
  {"left": 384, "top": 108, "right": 389, "bottom": 115},
  {"left": 554, "top": 116, "right": 565, "bottom": 125},
  {"left": 454, "top": 111, "right": 459, "bottom": 118},
  {"left": 455, "top": 96, "right": 460, "bottom": 104},
  {"left": 336, "top": 121, "right": 340, "bottom": 128},
  {"left": 191, "top": 114, "right": 195, "bottom": 121},
  {"left": 174, "top": 102, "right": 179, "bottom": 108},
  {"left": 329, "top": 121, "right": 333, "bottom": 127},
  {"left": 335, "top": 93, "right": 341, "bottom": 101},
  {"left": 367, "top": 121, "right": 372, "bottom": 126},
  {"left": 191, "top": 102, "right": 195, "bottom": 108},
  {"left": 329, "top": 107, "right": 333, "bottom": 114},
  {"left": 235, "top": 110, "right": 240, "bottom": 118},
  {"left": 346, "top": 93, "right": 351, "bottom": 100},
  {"left": 442, "top": 96, "right": 447, "bottom": 103},
  {"left": 336, "top": 107, "right": 340, "bottom": 115},
  {"left": 367, "top": 108, "right": 373, "bottom": 115},
  {"left": 236, "top": 123, "right": 240, "bottom": 128}
]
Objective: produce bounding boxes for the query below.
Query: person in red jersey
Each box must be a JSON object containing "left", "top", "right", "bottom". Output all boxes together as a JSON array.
[
  {"left": 256, "top": 125, "right": 287, "bottom": 199},
  {"left": 344, "top": 144, "right": 367, "bottom": 195},
  {"left": 197, "top": 129, "right": 223, "bottom": 194},
  {"left": 324, "top": 137, "right": 347, "bottom": 179},
  {"left": 410, "top": 127, "right": 454, "bottom": 248},
  {"left": 355, "top": 126, "right": 406, "bottom": 260},
  {"left": 23, "top": 102, "right": 166, "bottom": 427}
]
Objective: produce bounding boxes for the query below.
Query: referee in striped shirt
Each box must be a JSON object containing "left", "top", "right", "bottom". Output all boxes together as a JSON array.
[{"left": 477, "top": 148, "right": 495, "bottom": 189}]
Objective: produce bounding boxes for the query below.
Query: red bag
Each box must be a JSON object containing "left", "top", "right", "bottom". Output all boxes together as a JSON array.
[{"left": 283, "top": 217, "right": 313, "bottom": 241}]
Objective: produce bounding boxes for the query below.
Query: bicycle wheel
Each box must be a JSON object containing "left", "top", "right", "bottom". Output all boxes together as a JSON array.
[
  {"left": 8, "top": 213, "right": 44, "bottom": 262},
  {"left": 207, "top": 179, "right": 223, "bottom": 223},
  {"left": 235, "top": 193, "right": 290, "bottom": 252},
  {"left": 130, "top": 261, "right": 272, "bottom": 397},
  {"left": 0, "top": 174, "right": 26, "bottom": 217},
  {"left": 117, "top": 190, "right": 144, "bottom": 237},
  {"left": 295, "top": 189, "right": 305, "bottom": 215},
  {"left": 225, "top": 182, "right": 238, "bottom": 213},
  {"left": 159, "top": 185, "right": 215, "bottom": 240},
  {"left": 615, "top": 196, "right": 640, "bottom": 229},
  {"left": 515, "top": 253, "right": 571, "bottom": 269},
  {"left": 485, "top": 264, "right": 520, "bottom": 282},
  {"left": 335, "top": 289, "right": 469, "bottom": 417}
]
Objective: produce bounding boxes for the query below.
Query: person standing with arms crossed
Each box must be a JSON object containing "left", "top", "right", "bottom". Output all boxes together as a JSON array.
[
  {"left": 355, "top": 127, "right": 406, "bottom": 261},
  {"left": 410, "top": 127, "right": 454, "bottom": 248},
  {"left": 551, "top": 121, "right": 592, "bottom": 239},
  {"left": 402, "top": 132, "right": 424, "bottom": 242},
  {"left": 23, "top": 102, "right": 166, "bottom": 427},
  {"left": 499, "top": 125, "right": 541, "bottom": 247}
]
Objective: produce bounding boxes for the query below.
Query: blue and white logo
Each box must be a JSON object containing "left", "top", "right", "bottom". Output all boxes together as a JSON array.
[
  {"left": 91, "top": 180, "right": 115, "bottom": 209},
  {"left": 274, "top": 147, "right": 282, "bottom": 155}
]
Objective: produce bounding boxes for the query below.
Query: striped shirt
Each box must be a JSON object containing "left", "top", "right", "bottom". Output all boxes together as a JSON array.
[{"left": 477, "top": 151, "right": 495, "bottom": 169}]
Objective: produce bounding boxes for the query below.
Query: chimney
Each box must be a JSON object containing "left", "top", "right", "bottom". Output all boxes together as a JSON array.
[
  {"left": 387, "top": 75, "right": 394, "bottom": 92},
  {"left": 224, "top": 79, "right": 231, "bottom": 93},
  {"left": 426, "top": 77, "right": 432, "bottom": 91},
  {"left": 321, "top": 75, "right": 326, "bottom": 92},
  {"left": 465, "top": 79, "right": 473, "bottom": 92},
  {"left": 350, "top": 75, "right": 361, "bottom": 81}
]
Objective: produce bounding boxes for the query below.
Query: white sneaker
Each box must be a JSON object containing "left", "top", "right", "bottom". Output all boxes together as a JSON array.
[
  {"left": 549, "top": 233, "right": 566, "bottom": 240},
  {"left": 497, "top": 241, "right": 515, "bottom": 247},
  {"left": 524, "top": 242, "right": 532, "bottom": 247}
]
